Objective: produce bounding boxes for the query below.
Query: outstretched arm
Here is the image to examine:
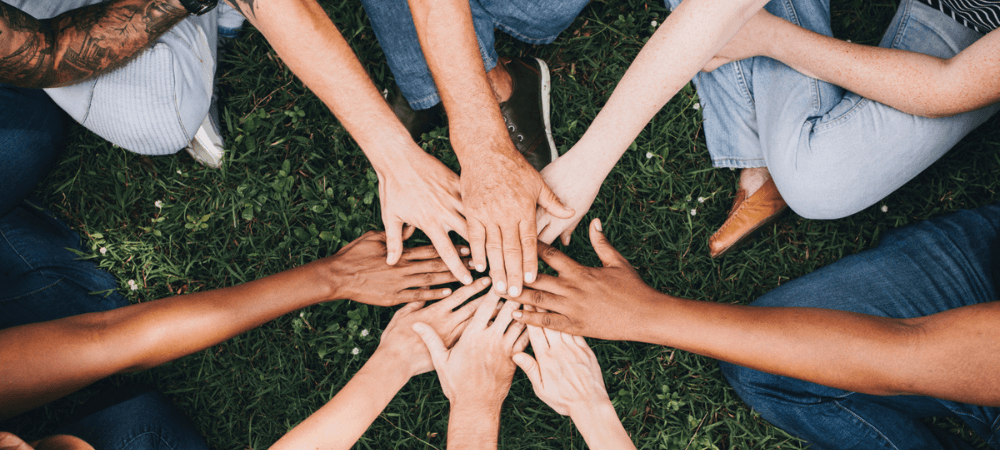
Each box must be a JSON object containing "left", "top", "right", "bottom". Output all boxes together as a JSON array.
[
  {"left": 535, "top": 0, "right": 769, "bottom": 245},
  {"left": 706, "top": 9, "right": 1000, "bottom": 117},
  {"left": 513, "top": 219, "right": 1000, "bottom": 407},
  {"left": 0, "top": 232, "right": 458, "bottom": 420},
  {"left": 225, "top": 0, "right": 473, "bottom": 285},
  {"left": 0, "top": 0, "right": 188, "bottom": 88}
]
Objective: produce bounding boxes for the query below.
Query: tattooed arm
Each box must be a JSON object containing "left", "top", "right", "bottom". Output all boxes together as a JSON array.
[{"left": 0, "top": 0, "right": 188, "bottom": 88}]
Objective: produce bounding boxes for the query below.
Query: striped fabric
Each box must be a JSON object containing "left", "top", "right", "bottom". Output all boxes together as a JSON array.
[{"left": 919, "top": 0, "right": 1000, "bottom": 33}]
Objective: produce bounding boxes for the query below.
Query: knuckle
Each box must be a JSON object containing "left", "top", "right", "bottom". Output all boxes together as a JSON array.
[
  {"left": 541, "top": 315, "right": 553, "bottom": 327},
  {"left": 520, "top": 234, "right": 537, "bottom": 248},
  {"left": 542, "top": 245, "right": 560, "bottom": 259}
]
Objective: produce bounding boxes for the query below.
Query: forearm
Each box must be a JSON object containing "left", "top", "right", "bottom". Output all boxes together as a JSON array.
[
  {"left": 565, "top": 0, "right": 767, "bottom": 178},
  {"left": 0, "top": 0, "right": 188, "bottom": 88},
  {"left": 446, "top": 402, "right": 502, "bottom": 449},
  {"left": 763, "top": 20, "right": 1000, "bottom": 117},
  {"left": 271, "top": 350, "right": 412, "bottom": 450},
  {"left": 635, "top": 294, "right": 1000, "bottom": 405},
  {"left": 0, "top": 261, "right": 335, "bottom": 419},
  {"left": 570, "top": 401, "right": 636, "bottom": 450}
]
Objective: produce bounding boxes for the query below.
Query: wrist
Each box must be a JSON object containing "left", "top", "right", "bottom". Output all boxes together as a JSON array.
[{"left": 360, "top": 349, "right": 414, "bottom": 388}]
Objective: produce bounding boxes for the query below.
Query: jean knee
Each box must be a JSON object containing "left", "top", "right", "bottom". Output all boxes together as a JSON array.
[{"left": 772, "top": 173, "right": 869, "bottom": 220}]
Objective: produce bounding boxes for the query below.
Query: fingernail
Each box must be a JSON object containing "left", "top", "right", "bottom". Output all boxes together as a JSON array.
[
  {"left": 594, "top": 219, "right": 603, "bottom": 232},
  {"left": 512, "top": 311, "right": 522, "bottom": 318},
  {"left": 476, "top": 264, "right": 485, "bottom": 272},
  {"left": 481, "top": 277, "right": 492, "bottom": 286},
  {"left": 460, "top": 247, "right": 470, "bottom": 256},
  {"left": 509, "top": 286, "right": 520, "bottom": 297},
  {"left": 442, "top": 288, "right": 452, "bottom": 296},
  {"left": 462, "top": 275, "right": 473, "bottom": 285},
  {"left": 496, "top": 281, "right": 507, "bottom": 293},
  {"left": 386, "top": 251, "right": 396, "bottom": 261},
  {"left": 525, "top": 272, "right": 535, "bottom": 283}
]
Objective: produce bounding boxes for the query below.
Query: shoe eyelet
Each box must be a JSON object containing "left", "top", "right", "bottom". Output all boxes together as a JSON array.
[
  {"left": 508, "top": 125, "right": 515, "bottom": 132},
  {"left": 518, "top": 135, "right": 524, "bottom": 142}
]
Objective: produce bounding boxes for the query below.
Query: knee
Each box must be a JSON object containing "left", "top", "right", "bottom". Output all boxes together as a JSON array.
[
  {"left": 719, "top": 361, "right": 788, "bottom": 418},
  {"left": 771, "top": 172, "right": 870, "bottom": 220}
]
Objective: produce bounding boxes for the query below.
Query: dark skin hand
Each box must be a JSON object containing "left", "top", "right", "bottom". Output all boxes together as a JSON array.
[{"left": 0, "top": 0, "right": 188, "bottom": 88}]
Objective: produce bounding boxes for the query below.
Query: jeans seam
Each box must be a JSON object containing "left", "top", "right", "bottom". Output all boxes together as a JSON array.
[
  {"left": 0, "top": 226, "right": 38, "bottom": 271},
  {"left": 494, "top": 21, "right": 561, "bottom": 45},
  {"left": 989, "top": 414, "right": 1000, "bottom": 447},
  {"left": 833, "top": 398, "right": 901, "bottom": 450},
  {"left": 734, "top": 61, "right": 755, "bottom": 110},
  {"left": 0, "top": 278, "right": 64, "bottom": 303},
  {"left": 121, "top": 431, "right": 176, "bottom": 450}
]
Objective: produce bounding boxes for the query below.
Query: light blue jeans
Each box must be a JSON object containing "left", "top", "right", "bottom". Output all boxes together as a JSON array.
[
  {"left": 666, "top": 0, "right": 999, "bottom": 219},
  {"left": 360, "top": 0, "right": 589, "bottom": 110},
  {"left": 9, "top": 0, "right": 222, "bottom": 156}
]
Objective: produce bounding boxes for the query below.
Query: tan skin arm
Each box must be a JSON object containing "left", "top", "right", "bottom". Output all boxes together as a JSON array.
[
  {"left": 0, "top": 232, "right": 459, "bottom": 420},
  {"left": 0, "top": 0, "right": 189, "bottom": 88},
  {"left": 511, "top": 220, "right": 1000, "bottom": 407}
]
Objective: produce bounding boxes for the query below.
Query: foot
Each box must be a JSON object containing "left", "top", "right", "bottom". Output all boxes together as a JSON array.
[
  {"left": 497, "top": 57, "right": 558, "bottom": 172},
  {"left": 384, "top": 84, "right": 446, "bottom": 143},
  {"left": 708, "top": 174, "right": 787, "bottom": 258},
  {"left": 185, "top": 101, "right": 224, "bottom": 169}
]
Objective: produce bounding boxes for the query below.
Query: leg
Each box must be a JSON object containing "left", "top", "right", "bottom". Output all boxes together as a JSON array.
[
  {"left": 756, "top": 0, "right": 998, "bottom": 219},
  {"left": 0, "top": 84, "right": 68, "bottom": 218},
  {"left": 721, "top": 203, "right": 1000, "bottom": 449}
]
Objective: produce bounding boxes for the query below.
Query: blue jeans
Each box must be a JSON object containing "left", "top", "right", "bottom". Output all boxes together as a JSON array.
[
  {"left": 361, "top": 0, "right": 589, "bottom": 109},
  {"left": 0, "top": 84, "right": 67, "bottom": 219},
  {"left": 720, "top": 202, "right": 1000, "bottom": 449},
  {"left": 665, "top": 0, "right": 1000, "bottom": 219}
]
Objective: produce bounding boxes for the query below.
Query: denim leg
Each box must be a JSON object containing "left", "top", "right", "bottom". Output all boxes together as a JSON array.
[
  {"left": 56, "top": 389, "right": 208, "bottom": 450},
  {"left": 0, "top": 84, "right": 68, "bottom": 219},
  {"left": 0, "top": 204, "right": 127, "bottom": 329},
  {"left": 361, "top": 0, "right": 587, "bottom": 110},
  {"left": 755, "top": 0, "right": 997, "bottom": 219},
  {"left": 721, "top": 202, "right": 1000, "bottom": 449}
]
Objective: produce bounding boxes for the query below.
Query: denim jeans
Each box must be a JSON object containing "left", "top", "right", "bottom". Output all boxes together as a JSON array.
[
  {"left": 7, "top": 0, "right": 219, "bottom": 156},
  {"left": 665, "top": 0, "right": 1000, "bottom": 219},
  {"left": 720, "top": 202, "right": 1000, "bottom": 450},
  {"left": 0, "top": 84, "right": 67, "bottom": 219},
  {"left": 360, "top": 0, "right": 589, "bottom": 110}
]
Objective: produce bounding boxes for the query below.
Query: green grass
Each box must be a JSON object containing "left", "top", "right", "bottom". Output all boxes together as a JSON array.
[{"left": 4, "top": 0, "right": 999, "bottom": 448}]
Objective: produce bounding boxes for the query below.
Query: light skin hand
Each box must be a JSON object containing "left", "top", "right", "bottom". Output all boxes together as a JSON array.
[
  {"left": 535, "top": 153, "right": 603, "bottom": 246},
  {"left": 378, "top": 149, "right": 474, "bottom": 285},
  {"left": 509, "top": 219, "right": 660, "bottom": 341},
  {"left": 325, "top": 231, "right": 463, "bottom": 306},
  {"left": 512, "top": 325, "right": 610, "bottom": 416}
]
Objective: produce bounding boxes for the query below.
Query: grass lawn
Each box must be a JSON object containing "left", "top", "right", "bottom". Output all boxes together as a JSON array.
[{"left": 5, "top": 0, "right": 998, "bottom": 448}]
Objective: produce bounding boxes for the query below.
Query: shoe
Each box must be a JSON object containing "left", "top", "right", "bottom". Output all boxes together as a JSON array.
[
  {"left": 385, "top": 84, "right": 446, "bottom": 143},
  {"left": 185, "top": 100, "right": 224, "bottom": 168},
  {"left": 708, "top": 178, "right": 788, "bottom": 258},
  {"left": 498, "top": 57, "right": 558, "bottom": 172}
]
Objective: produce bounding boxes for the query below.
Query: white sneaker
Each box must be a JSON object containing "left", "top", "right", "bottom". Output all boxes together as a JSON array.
[{"left": 185, "top": 103, "right": 224, "bottom": 168}]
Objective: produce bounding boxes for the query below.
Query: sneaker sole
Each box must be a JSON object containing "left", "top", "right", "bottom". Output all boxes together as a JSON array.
[{"left": 534, "top": 58, "right": 559, "bottom": 163}]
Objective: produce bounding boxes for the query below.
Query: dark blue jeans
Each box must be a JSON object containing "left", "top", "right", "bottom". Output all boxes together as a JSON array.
[{"left": 721, "top": 203, "right": 1000, "bottom": 449}]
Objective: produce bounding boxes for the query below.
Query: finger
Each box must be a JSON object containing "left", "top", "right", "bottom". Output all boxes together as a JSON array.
[
  {"left": 512, "top": 330, "right": 530, "bottom": 353},
  {"left": 448, "top": 215, "right": 470, "bottom": 241},
  {"left": 486, "top": 224, "right": 507, "bottom": 294},
  {"left": 589, "top": 219, "right": 628, "bottom": 268},
  {"left": 384, "top": 218, "right": 405, "bottom": 265},
  {"left": 469, "top": 219, "right": 488, "bottom": 274},
  {"left": 536, "top": 242, "right": 580, "bottom": 274},
  {"left": 500, "top": 224, "right": 523, "bottom": 297},
  {"left": 403, "top": 271, "right": 460, "bottom": 289},
  {"left": 469, "top": 291, "right": 502, "bottom": 330},
  {"left": 512, "top": 352, "right": 542, "bottom": 388},
  {"left": 396, "top": 286, "right": 455, "bottom": 304},
  {"left": 503, "top": 319, "right": 526, "bottom": 349},
  {"left": 537, "top": 183, "right": 575, "bottom": 220},
  {"left": 397, "top": 301, "right": 426, "bottom": 315},
  {"left": 401, "top": 244, "right": 444, "bottom": 261},
  {"left": 491, "top": 298, "right": 522, "bottom": 334},
  {"left": 402, "top": 224, "right": 417, "bottom": 241},
  {"left": 412, "top": 322, "right": 449, "bottom": 367},
  {"left": 514, "top": 286, "right": 566, "bottom": 312},
  {"left": 560, "top": 228, "right": 572, "bottom": 246},
  {"left": 526, "top": 324, "right": 549, "bottom": 352},
  {"left": 519, "top": 220, "right": 538, "bottom": 288},
  {"left": 427, "top": 230, "right": 473, "bottom": 285},
  {"left": 437, "top": 277, "right": 491, "bottom": 311},
  {"left": 511, "top": 309, "right": 573, "bottom": 333}
]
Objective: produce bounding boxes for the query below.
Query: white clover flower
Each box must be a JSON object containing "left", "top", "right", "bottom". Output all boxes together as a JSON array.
[
  {"left": 360, "top": 329, "right": 369, "bottom": 337},
  {"left": 697, "top": 197, "right": 705, "bottom": 203},
  {"left": 645, "top": 152, "right": 654, "bottom": 159},
  {"left": 128, "top": 279, "right": 138, "bottom": 291},
  {"left": 690, "top": 209, "right": 697, "bottom": 216},
  {"left": 692, "top": 103, "right": 701, "bottom": 110},
  {"left": 651, "top": 20, "right": 658, "bottom": 27},
  {"left": 881, "top": 205, "right": 888, "bottom": 213},
  {"left": 155, "top": 200, "right": 163, "bottom": 209},
  {"left": 351, "top": 347, "right": 360, "bottom": 355},
  {"left": 100, "top": 247, "right": 107, "bottom": 255},
  {"left": 176, "top": 170, "right": 182, "bottom": 174}
]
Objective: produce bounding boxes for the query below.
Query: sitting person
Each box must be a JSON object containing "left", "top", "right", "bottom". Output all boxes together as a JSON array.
[
  {"left": 512, "top": 214, "right": 1000, "bottom": 449},
  {"left": 531, "top": 0, "right": 1000, "bottom": 259}
]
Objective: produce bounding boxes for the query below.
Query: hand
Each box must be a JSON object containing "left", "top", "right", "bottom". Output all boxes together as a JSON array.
[
  {"left": 461, "top": 142, "right": 574, "bottom": 298},
  {"left": 378, "top": 149, "right": 474, "bottom": 285},
  {"left": 375, "top": 278, "right": 492, "bottom": 377},
  {"left": 412, "top": 291, "right": 528, "bottom": 410},
  {"left": 703, "top": 9, "right": 778, "bottom": 72},
  {"left": 510, "top": 219, "right": 662, "bottom": 341},
  {"left": 323, "top": 231, "right": 463, "bottom": 306},
  {"left": 535, "top": 152, "right": 603, "bottom": 246},
  {"left": 512, "top": 324, "right": 611, "bottom": 416}
]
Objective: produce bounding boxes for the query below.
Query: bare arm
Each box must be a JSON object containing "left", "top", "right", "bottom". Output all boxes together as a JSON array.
[
  {"left": 0, "top": 232, "right": 458, "bottom": 420},
  {"left": 708, "top": 10, "right": 1000, "bottom": 117},
  {"left": 0, "top": 0, "right": 189, "bottom": 88},
  {"left": 513, "top": 220, "right": 1000, "bottom": 407}
]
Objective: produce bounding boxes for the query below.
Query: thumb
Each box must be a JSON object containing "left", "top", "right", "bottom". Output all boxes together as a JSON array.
[
  {"left": 588, "top": 219, "right": 626, "bottom": 268},
  {"left": 538, "top": 184, "right": 575, "bottom": 220},
  {"left": 559, "top": 228, "right": 572, "bottom": 246},
  {"left": 412, "top": 322, "right": 448, "bottom": 367},
  {"left": 385, "top": 218, "right": 405, "bottom": 265},
  {"left": 512, "top": 352, "right": 542, "bottom": 388}
]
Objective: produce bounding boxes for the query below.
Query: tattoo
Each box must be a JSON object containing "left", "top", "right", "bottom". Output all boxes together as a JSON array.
[
  {"left": 0, "top": 0, "right": 188, "bottom": 88},
  {"left": 231, "top": 0, "right": 257, "bottom": 20}
]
